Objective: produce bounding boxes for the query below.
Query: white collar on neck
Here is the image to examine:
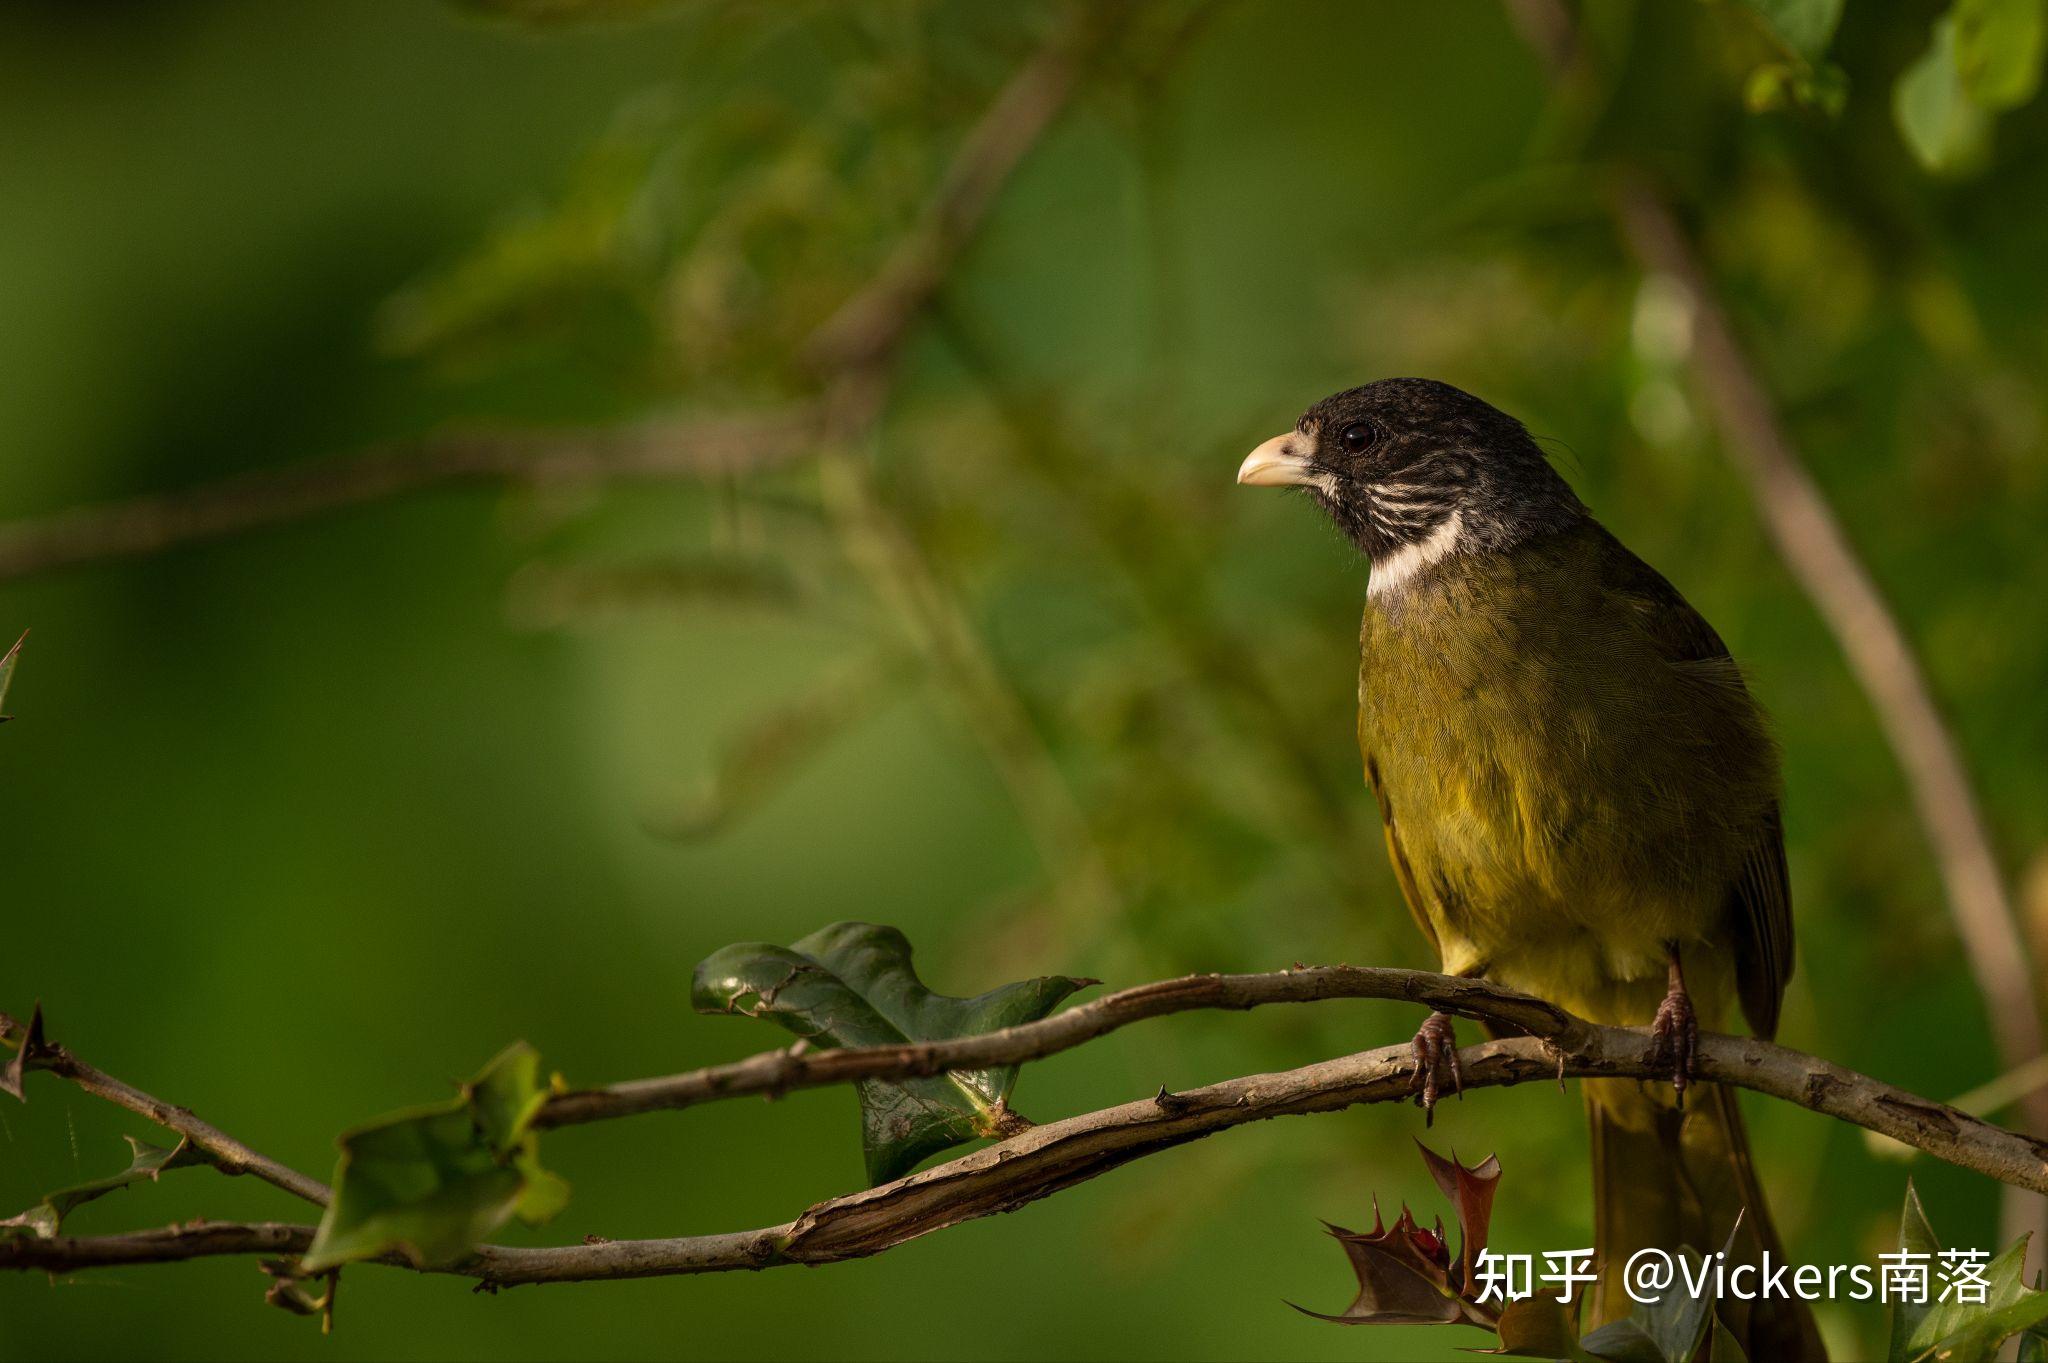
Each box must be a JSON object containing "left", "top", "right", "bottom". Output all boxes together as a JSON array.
[{"left": 1367, "top": 510, "right": 1465, "bottom": 600}]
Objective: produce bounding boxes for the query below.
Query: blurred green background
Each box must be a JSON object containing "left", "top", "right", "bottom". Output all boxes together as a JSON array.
[{"left": 4, "top": 1, "right": 2047, "bottom": 1359}]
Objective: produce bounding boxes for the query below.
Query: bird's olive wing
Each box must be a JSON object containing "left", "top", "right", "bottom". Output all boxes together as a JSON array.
[
  {"left": 1592, "top": 523, "right": 1794, "bottom": 1039},
  {"left": 1729, "top": 805, "right": 1793, "bottom": 1040}
]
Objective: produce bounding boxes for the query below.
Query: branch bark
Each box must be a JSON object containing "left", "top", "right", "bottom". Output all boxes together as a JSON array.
[
  {"left": 10, "top": 968, "right": 2048, "bottom": 1287},
  {"left": 0, "top": 1008, "right": 329, "bottom": 1208},
  {"left": 9, "top": 976, "right": 2046, "bottom": 1284},
  {"left": 534, "top": 965, "right": 1574, "bottom": 1128}
]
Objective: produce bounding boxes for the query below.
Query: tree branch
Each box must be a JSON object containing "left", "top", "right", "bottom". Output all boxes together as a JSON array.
[
  {"left": 0, "top": 1009, "right": 330, "bottom": 1208},
  {"left": 533, "top": 965, "right": 1575, "bottom": 1128},
  {"left": 801, "top": 4, "right": 1111, "bottom": 376},
  {"left": 0, "top": 410, "right": 824, "bottom": 584},
  {"left": 9, "top": 969, "right": 2045, "bottom": 1286}
]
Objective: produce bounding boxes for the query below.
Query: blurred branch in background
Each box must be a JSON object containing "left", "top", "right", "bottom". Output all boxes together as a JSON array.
[
  {"left": 1507, "top": 0, "right": 2048, "bottom": 1251},
  {"left": 8, "top": 968, "right": 2047, "bottom": 1288},
  {"left": 0, "top": 411, "right": 823, "bottom": 583}
]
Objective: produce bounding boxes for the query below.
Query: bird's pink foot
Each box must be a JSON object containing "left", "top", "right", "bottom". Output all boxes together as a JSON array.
[
  {"left": 1408, "top": 1011, "right": 1462, "bottom": 1124},
  {"left": 1649, "top": 954, "right": 1697, "bottom": 1101}
]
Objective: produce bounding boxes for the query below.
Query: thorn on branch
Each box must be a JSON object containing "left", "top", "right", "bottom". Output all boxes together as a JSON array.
[
  {"left": 1, "top": 1003, "right": 51, "bottom": 1101},
  {"left": 1153, "top": 1085, "right": 1194, "bottom": 1113}
]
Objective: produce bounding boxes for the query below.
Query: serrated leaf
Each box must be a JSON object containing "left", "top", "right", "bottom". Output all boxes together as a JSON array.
[
  {"left": 1591, "top": 1246, "right": 1714, "bottom": 1363},
  {"left": 1896, "top": 17, "right": 1994, "bottom": 172},
  {"left": 1572, "top": 1222, "right": 1736, "bottom": 1362},
  {"left": 302, "top": 1042, "right": 567, "bottom": 1272},
  {"left": 1955, "top": 0, "right": 2047, "bottom": 108},
  {"left": 692, "top": 922, "right": 1091, "bottom": 1184},
  {"left": 1890, "top": 1180, "right": 1943, "bottom": 1360},
  {"left": 1908, "top": 1237, "right": 2048, "bottom": 1362},
  {"left": 1886, "top": 1180, "right": 2048, "bottom": 1363},
  {"left": 0, "top": 1136, "right": 210, "bottom": 1239},
  {"left": 1417, "top": 1142, "right": 1501, "bottom": 1296},
  {"left": 1622, "top": 1244, "right": 1720, "bottom": 1358},
  {"left": 1296, "top": 1201, "right": 1464, "bottom": 1326},
  {"left": 0, "top": 630, "right": 25, "bottom": 724},
  {"left": 1742, "top": 0, "right": 1845, "bottom": 61}
]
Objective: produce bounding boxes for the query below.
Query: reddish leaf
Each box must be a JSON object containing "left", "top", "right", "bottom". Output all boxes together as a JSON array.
[
  {"left": 1417, "top": 1140, "right": 1501, "bottom": 1295},
  {"left": 1294, "top": 1198, "right": 1466, "bottom": 1325}
]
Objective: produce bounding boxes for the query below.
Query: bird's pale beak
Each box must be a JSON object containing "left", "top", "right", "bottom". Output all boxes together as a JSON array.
[{"left": 1236, "top": 432, "right": 1318, "bottom": 488}]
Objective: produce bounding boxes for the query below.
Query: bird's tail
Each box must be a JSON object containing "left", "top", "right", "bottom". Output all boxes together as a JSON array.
[{"left": 1585, "top": 1076, "right": 1827, "bottom": 1360}]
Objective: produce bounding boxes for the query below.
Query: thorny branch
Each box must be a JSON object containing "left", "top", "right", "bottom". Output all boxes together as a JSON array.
[
  {"left": 6, "top": 967, "right": 2045, "bottom": 1287},
  {"left": 0, "top": 1008, "right": 329, "bottom": 1208}
]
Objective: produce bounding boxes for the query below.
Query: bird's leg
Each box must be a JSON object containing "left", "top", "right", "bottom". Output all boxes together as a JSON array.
[
  {"left": 1408, "top": 1011, "right": 1462, "bottom": 1124},
  {"left": 1649, "top": 945, "right": 1698, "bottom": 1102}
]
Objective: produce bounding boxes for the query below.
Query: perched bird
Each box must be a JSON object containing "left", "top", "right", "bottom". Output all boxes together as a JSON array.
[{"left": 1238, "top": 378, "right": 1824, "bottom": 1359}]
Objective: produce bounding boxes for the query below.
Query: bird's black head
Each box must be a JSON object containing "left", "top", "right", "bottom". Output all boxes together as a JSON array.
[{"left": 1237, "top": 378, "right": 1583, "bottom": 570}]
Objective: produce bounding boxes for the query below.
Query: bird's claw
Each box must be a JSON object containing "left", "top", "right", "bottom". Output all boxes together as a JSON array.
[
  {"left": 1409, "top": 1011, "right": 1462, "bottom": 1124},
  {"left": 1649, "top": 985, "right": 1698, "bottom": 1102}
]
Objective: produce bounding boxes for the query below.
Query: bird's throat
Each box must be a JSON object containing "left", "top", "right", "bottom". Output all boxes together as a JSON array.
[{"left": 1367, "top": 511, "right": 1466, "bottom": 600}]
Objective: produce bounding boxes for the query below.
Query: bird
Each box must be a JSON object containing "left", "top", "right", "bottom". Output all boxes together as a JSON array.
[{"left": 1237, "top": 377, "right": 1825, "bottom": 1359}]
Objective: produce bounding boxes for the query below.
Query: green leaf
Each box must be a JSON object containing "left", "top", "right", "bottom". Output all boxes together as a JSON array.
[
  {"left": 1886, "top": 1180, "right": 2048, "bottom": 1363},
  {"left": 692, "top": 922, "right": 1092, "bottom": 1184},
  {"left": 301, "top": 1042, "right": 567, "bottom": 1272},
  {"left": 1708, "top": 1311, "right": 1751, "bottom": 1363},
  {"left": 0, "top": 630, "right": 24, "bottom": 724},
  {"left": 1896, "top": 17, "right": 1995, "bottom": 172},
  {"left": 1955, "top": 0, "right": 2048, "bottom": 108},
  {"left": 1613, "top": 1246, "right": 1715, "bottom": 1361},
  {"left": 1742, "top": 0, "right": 1845, "bottom": 61},
  {"left": 0, "top": 1136, "right": 211, "bottom": 1239},
  {"left": 1909, "top": 1238, "right": 2048, "bottom": 1361},
  {"left": 1889, "top": 1180, "right": 1943, "bottom": 1361},
  {"left": 1576, "top": 1228, "right": 1733, "bottom": 1362}
]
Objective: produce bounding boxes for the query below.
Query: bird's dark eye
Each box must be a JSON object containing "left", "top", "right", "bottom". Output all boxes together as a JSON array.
[{"left": 1338, "top": 422, "right": 1374, "bottom": 455}]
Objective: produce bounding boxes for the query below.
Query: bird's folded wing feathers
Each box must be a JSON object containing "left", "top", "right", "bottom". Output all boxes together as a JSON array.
[{"left": 1594, "top": 524, "right": 1795, "bottom": 1039}]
